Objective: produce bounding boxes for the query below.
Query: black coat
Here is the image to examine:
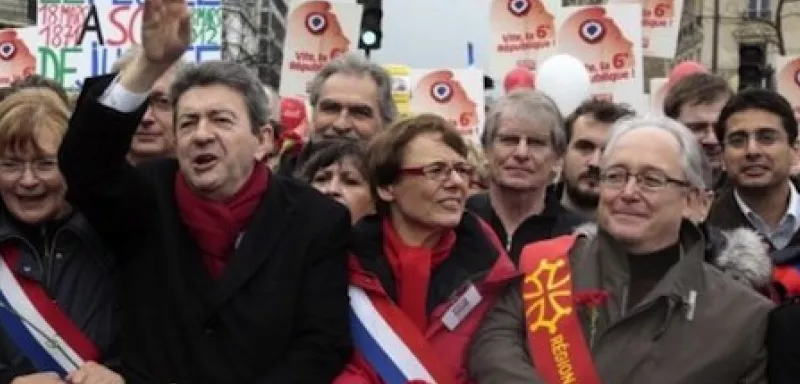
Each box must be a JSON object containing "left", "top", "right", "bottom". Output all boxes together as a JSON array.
[
  {"left": 767, "top": 300, "right": 800, "bottom": 384},
  {"left": 58, "top": 75, "right": 353, "bottom": 383},
  {"left": 466, "top": 192, "right": 585, "bottom": 265},
  {"left": 0, "top": 210, "right": 120, "bottom": 383}
]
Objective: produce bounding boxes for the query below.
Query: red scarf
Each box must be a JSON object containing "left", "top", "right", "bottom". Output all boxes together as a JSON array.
[
  {"left": 382, "top": 218, "right": 457, "bottom": 331},
  {"left": 175, "top": 164, "right": 269, "bottom": 279}
]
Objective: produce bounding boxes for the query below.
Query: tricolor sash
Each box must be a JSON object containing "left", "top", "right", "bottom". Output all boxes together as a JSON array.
[
  {"left": 519, "top": 235, "right": 601, "bottom": 384},
  {"left": 0, "top": 244, "right": 99, "bottom": 377},
  {"left": 348, "top": 286, "right": 455, "bottom": 384}
]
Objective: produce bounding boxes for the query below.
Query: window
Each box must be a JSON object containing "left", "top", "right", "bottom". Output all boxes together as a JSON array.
[{"left": 747, "top": 0, "right": 772, "bottom": 19}]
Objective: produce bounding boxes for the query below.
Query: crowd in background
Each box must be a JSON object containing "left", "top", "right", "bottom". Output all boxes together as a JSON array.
[{"left": 1, "top": 1, "right": 800, "bottom": 383}]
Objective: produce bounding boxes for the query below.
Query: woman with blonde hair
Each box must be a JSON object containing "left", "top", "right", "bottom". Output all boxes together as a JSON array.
[{"left": 0, "top": 89, "right": 123, "bottom": 383}]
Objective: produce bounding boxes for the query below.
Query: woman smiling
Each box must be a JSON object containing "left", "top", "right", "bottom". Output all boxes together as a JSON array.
[{"left": 0, "top": 88, "right": 122, "bottom": 383}]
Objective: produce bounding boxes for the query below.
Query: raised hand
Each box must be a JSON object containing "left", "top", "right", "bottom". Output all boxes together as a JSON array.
[{"left": 142, "top": 0, "right": 191, "bottom": 66}]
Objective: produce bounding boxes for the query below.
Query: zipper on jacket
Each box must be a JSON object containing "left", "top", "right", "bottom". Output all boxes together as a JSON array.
[
  {"left": 506, "top": 233, "right": 512, "bottom": 252},
  {"left": 39, "top": 225, "right": 65, "bottom": 291}
]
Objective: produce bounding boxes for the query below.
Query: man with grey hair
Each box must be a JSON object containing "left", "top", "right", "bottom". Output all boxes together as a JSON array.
[
  {"left": 113, "top": 44, "right": 187, "bottom": 165},
  {"left": 468, "top": 116, "right": 772, "bottom": 383},
  {"left": 278, "top": 52, "right": 396, "bottom": 176},
  {"left": 467, "top": 89, "right": 584, "bottom": 265},
  {"left": 58, "top": 1, "right": 352, "bottom": 382}
]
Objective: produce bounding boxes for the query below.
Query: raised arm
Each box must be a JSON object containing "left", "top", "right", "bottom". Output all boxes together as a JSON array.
[{"left": 58, "top": 0, "right": 190, "bottom": 248}]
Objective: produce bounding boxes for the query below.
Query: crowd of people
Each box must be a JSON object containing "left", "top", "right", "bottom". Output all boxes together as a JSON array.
[{"left": 1, "top": 0, "right": 800, "bottom": 383}]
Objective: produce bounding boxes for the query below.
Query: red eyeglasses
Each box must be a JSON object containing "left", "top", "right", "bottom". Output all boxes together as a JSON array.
[{"left": 399, "top": 161, "right": 476, "bottom": 182}]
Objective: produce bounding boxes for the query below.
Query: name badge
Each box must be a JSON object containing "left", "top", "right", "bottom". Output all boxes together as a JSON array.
[{"left": 442, "top": 283, "right": 483, "bottom": 331}]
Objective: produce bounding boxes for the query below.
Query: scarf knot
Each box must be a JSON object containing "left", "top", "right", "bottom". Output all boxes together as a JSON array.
[{"left": 175, "top": 164, "right": 269, "bottom": 279}]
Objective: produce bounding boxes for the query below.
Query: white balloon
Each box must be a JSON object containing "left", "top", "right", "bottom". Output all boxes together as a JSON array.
[{"left": 535, "top": 54, "right": 591, "bottom": 116}]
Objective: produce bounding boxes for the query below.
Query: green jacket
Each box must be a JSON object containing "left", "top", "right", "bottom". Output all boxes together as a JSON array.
[{"left": 468, "top": 222, "right": 773, "bottom": 384}]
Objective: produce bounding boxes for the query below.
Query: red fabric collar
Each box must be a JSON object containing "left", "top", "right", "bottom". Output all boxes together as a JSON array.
[
  {"left": 381, "top": 218, "right": 456, "bottom": 330},
  {"left": 175, "top": 164, "right": 269, "bottom": 279}
]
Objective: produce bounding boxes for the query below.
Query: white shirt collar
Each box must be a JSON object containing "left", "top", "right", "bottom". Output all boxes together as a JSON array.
[{"left": 734, "top": 181, "right": 800, "bottom": 236}]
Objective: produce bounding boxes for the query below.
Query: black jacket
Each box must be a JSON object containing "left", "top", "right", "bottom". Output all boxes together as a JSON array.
[
  {"left": 58, "top": 75, "right": 353, "bottom": 383},
  {"left": 0, "top": 210, "right": 120, "bottom": 383},
  {"left": 466, "top": 192, "right": 585, "bottom": 265},
  {"left": 767, "top": 300, "right": 800, "bottom": 384}
]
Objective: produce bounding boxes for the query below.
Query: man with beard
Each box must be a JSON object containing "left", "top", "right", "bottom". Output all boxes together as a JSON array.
[
  {"left": 664, "top": 72, "right": 732, "bottom": 190},
  {"left": 277, "top": 53, "right": 397, "bottom": 176},
  {"left": 559, "top": 99, "right": 634, "bottom": 218},
  {"left": 467, "top": 90, "right": 584, "bottom": 265}
]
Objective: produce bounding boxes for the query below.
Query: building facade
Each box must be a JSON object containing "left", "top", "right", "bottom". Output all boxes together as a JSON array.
[
  {"left": 0, "top": 0, "right": 34, "bottom": 28},
  {"left": 222, "top": 0, "right": 287, "bottom": 87},
  {"left": 699, "top": 0, "right": 800, "bottom": 87}
]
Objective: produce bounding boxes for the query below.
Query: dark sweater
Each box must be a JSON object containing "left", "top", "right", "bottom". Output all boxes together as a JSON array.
[{"left": 627, "top": 241, "right": 681, "bottom": 309}]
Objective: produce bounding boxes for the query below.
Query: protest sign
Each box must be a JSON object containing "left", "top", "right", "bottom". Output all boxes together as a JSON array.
[
  {"left": 36, "top": 0, "right": 222, "bottom": 91},
  {"left": 608, "top": 0, "right": 683, "bottom": 59},
  {"left": 553, "top": 4, "right": 644, "bottom": 109},
  {"left": 409, "top": 68, "right": 485, "bottom": 143},
  {"left": 488, "top": 0, "right": 560, "bottom": 83},
  {"left": 775, "top": 55, "right": 800, "bottom": 120},
  {"left": 279, "top": 0, "right": 362, "bottom": 98}
]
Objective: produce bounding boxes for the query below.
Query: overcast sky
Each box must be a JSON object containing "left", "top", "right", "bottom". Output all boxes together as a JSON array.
[{"left": 370, "top": 0, "right": 492, "bottom": 71}]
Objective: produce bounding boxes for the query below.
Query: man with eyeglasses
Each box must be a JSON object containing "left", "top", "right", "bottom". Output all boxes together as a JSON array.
[
  {"left": 466, "top": 90, "right": 584, "bottom": 265},
  {"left": 664, "top": 72, "right": 732, "bottom": 191},
  {"left": 468, "top": 116, "right": 772, "bottom": 384},
  {"left": 707, "top": 89, "right": 800, "bottom": 289},
  {"left": 111, "top": 45, "right": 187, "bottom": 165}
]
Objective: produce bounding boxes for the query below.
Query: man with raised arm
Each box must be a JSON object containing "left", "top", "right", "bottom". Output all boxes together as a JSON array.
[{"left": 58, "top": 0, "right": 352, "bottom": 382}]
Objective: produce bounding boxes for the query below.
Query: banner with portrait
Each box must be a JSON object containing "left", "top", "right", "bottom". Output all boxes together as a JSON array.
[
  {"left": 409, "top": 68, "right": 486, "bottom": 143},
  {"left": 608, "top": 0, "right": 684, "bottom": 59},
  {"left": 0, "top": 27, "right": 39, "bottom": 88},
  {"left": 488, "top": 0, "right": 560, "bottom": 85},
  {"left": 552, "top": 4, "right": 644, "bottom": 109},
  {"left": 774, "top": 55, "right": 800, "bottom": 120},
  {"left": 279, "top": 0, "right": 363, "bottom": 98}
]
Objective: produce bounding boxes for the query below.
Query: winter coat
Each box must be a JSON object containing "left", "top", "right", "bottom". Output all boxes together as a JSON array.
[
  {"left": 468, "top": 221, "right": 773, "bottom": 384},
  {"left": 334, "top": 213, "right": 517, "bottom": 383}
]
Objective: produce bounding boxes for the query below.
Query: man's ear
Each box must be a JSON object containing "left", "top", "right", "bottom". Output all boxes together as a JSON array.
[
  {"left": 683, "top": 188, "right": 711, "bottom": 224},
  {"left": 376, "top": 184, "right": 396, "bottom": 205},
  {"left": 254, "top": 123, "right": 275, "bottom": 161}
]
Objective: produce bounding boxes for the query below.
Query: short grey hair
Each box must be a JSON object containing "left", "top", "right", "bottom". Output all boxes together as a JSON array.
[
  {"left": 483, "top": 89, "right": 567, "bottom": 154},
  {"left": 307, "top": 53, "right": 396, "bottom": 127},
  {"left": 602, "top": 116, "right": 707, "bottom": 190},
  {"left": 170, "top": 61, "right": 269, "bottom": 134}
]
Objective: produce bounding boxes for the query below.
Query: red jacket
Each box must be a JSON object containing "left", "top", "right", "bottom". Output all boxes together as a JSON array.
[{"left": 334, "top": 213, "right": 518, "bottom": 384}]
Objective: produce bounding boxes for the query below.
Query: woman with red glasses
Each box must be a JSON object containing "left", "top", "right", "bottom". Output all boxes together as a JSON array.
[{"left": 334, "top": 114, "right": 517, "bottom": 384}]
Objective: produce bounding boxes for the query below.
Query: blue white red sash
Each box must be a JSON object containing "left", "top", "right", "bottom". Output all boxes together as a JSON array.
[
  {"left": 0, "top": 245, "right": 98, "bottom": 376},
  {"left": 348, "top": 286, "right": 454, "bottom": 384}
]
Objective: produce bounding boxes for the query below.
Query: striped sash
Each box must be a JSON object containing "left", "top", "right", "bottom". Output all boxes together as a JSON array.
[
  {"left": 0, "top": 244, "right": 98, "bottom": 376},
  {"left": 348, "top": 286, "right": 454, "bottom": 384}
]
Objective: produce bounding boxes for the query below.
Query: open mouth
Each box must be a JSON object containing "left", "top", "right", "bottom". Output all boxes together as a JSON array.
[
  {"left": 16, "top": 193, "right": 46, "bottom": 204},
  {"left": 192, "top": 153, "right": 219, "bottom": 171}
]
